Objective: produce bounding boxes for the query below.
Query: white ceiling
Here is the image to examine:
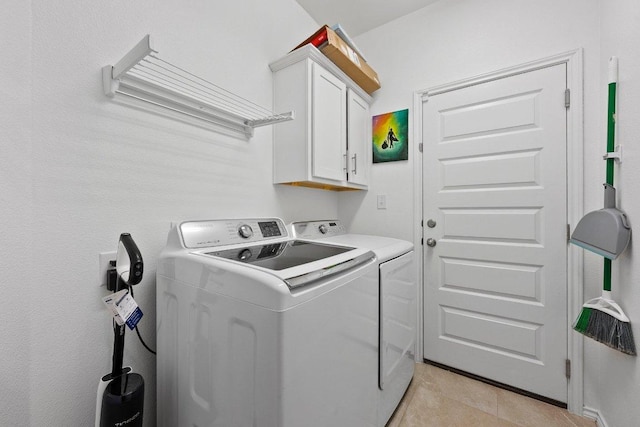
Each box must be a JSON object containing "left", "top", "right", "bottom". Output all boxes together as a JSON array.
[{"left": 294, "top": 0, "right": 441, "bottom": 36}]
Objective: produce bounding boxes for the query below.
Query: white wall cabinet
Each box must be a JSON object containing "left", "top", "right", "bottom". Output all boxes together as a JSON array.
[
  {"left": 311, "top": 64, "right": 347, "bottom": 183},
  {"left": 270, "top": 46, "right": 373, "bottom": 191},
  {"left": 347, "top": 88, "right": 370, "bottom": 186}
]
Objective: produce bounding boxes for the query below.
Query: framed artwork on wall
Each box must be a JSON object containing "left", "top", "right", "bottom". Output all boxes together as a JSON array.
[{"left": 372, "top": 109, "right": 409, "bottom": 163}]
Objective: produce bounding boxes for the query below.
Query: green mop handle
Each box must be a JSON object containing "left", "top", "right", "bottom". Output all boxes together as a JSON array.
[{"left": 604, "top": 56, "right": 618, "bottom": 293}]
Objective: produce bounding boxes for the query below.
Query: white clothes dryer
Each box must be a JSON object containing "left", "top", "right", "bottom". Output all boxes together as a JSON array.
[
  {"left": 290, "top": 220, "right": 417, "bottom": 427},
  {"left": 156, "top": 218, "right": 379, "bottom": 427}
]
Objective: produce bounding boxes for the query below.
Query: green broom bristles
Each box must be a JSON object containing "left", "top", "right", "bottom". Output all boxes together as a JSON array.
[
  {"left": 573, "top": 307, "right": 637, "bottom": 356},
  {"left": 573, "top": 307, "right": 592, "bottom": 334}
]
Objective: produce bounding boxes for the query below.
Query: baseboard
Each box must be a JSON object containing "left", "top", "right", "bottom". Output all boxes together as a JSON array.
[{"left": 582, "top": 407, "right": 608, "bottom": 427}]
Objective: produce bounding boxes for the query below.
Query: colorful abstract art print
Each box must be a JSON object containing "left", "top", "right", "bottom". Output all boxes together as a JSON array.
[{"left": 372, "top": 109, "right": 409, "bottom": 163}]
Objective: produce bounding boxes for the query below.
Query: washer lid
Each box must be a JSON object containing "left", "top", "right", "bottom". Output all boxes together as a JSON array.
[
  {"left": 202, "top": 240, "right": 373, "bottom": 289},
  {"left": 205, "top": 240, "right": 352, "bottom": 270}
]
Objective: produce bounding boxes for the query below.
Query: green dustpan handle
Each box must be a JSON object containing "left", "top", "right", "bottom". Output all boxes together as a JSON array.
[
  {"left": 606, "top": 81, "right": 616, "bottom": 187},
  {"left": 603, "top": 57, "right": 617, "bottom": 292}
]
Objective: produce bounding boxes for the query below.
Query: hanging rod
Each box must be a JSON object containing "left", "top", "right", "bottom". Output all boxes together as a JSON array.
[{"left": 102, "top": 35, "right": 294, "bottom": 138}]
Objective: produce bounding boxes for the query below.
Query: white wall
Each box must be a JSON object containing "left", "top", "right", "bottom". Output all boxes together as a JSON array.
[
  {"left": 1, "top": 1, "right": 32, "bottom": 424},
  {"left": 1, "top": 1, "right": 328, "bottom": 425},
  {"left": 585, "top": 1, "right": 640, "bottom": 426}
]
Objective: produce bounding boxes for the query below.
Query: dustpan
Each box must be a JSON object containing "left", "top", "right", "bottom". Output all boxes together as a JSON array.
[{"left": 570, "top": 183, "right": 631, "bottom": 259}]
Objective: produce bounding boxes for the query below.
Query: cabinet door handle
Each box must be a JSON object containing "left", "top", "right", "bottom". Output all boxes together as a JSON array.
[
  {"left": 352, "top": 153, "right": 357, "bottom": 174},
  {"left": 343, "top": 154, "right": 347, "bottom": 171}
]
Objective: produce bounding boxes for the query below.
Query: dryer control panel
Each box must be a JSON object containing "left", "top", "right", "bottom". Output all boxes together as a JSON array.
[
  {"left": 290, "top": 220, "right": 347, "bottom": 239},
  {"left": 179, "top": 218, "right": 287, "bottom": 249}
]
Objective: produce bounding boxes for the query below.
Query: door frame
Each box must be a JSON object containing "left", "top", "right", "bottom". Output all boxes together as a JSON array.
[{"left": 412, "top": 49, "right": 584, "bottom": 413}]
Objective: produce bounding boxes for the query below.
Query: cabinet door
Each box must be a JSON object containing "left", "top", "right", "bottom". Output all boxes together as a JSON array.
[
  {"left": 312, "top": 63, "right": 347, "bottom": 182},
  {"left": 347, "top": 89, "right": 370, "bottom": 186}
]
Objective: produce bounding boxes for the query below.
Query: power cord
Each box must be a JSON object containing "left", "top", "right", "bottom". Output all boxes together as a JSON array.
[{"left": 127, "top": 284, "right": 157, "bottom": 355}]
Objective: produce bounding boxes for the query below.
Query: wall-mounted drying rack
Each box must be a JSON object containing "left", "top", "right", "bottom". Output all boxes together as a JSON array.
[{"left": 102, "top": 35, "right": 294, "bottom": 138}]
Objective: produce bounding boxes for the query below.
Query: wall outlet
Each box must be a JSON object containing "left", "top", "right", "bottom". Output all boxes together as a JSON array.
[
  {"left": 377, "top": 194, "right": 387, "bottom": 210},
  {"left": 98, "top": 251, "right": 116, "bottom": 287}
]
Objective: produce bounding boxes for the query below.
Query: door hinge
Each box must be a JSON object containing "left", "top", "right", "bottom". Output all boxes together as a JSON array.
[
  {"left": 421, "top": 237, "right": 424, "bottom": 245},
  {"left": 565, "top": 359, "right": 571, "bottom": 379},
  {"left": 567, "top": 224, "right": 571, "bottom": 242},
  {"left": 419, "top": 143, "right": 423, "bottom": 153},
  {"left": 565, "top": 88, "right": 570, "bottom": 109}
]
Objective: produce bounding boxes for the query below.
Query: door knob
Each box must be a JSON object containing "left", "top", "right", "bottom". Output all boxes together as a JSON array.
[
  {"left": 426, "top": 238, "right": 437, "bottom": 247},
  {"left": 426, "top": 219, "right": 436, "bottom": 228}
]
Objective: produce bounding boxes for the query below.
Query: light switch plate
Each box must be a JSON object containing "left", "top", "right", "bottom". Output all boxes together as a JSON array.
[{"left": 377, "top": 194, "right": 387, "bottom": 209}]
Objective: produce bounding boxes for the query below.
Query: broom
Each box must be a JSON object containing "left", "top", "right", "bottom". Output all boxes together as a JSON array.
[
  {"left": 572, "top": 57, "right": 636, "bottom": 356},
  {"left": 574, "top": 290, "right": 635, "bottom": 355}
]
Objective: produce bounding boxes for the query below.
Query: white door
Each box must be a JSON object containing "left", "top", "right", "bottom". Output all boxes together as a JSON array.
[
  {"left": 347, "top": 88, "right": 370, "bottom": 186},
  {"left": 422, "top": 64, "right": 568, "bottom": 403},
  {"left": 312, "top": 63, "right": 347, "bottom": 182}
]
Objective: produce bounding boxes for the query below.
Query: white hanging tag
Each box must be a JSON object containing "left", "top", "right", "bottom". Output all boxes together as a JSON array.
[
  {"left": 102, "top": 289, "right": 127, "bottom": 326},
  {"left": 102, "top": 289, "right": 144, "bottom": 330}
]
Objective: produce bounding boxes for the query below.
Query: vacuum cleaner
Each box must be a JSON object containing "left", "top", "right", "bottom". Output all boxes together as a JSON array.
[{"left": 95, "top": 233, "right": 145, "bottom": 427}]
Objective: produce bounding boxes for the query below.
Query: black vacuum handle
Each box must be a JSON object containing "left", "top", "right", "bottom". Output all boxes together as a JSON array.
[{"left": 117, "top": 233, "right": 143, "bottom": 286}]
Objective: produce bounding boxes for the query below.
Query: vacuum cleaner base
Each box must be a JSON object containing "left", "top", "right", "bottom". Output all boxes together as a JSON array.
[{"left": 95, "top": 367, "right": 144, "bottom": 427}]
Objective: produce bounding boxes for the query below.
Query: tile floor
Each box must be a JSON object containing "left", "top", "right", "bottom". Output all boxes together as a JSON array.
[{"left": 387, "top": 363, "right": 596, "bottom": 427}]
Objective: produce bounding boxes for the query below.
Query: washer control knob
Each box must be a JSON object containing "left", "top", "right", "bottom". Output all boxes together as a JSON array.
[
  {"left": 238, "top": 248, "right": 252, "bottom": 261},
  {"left": 319, "top": 224, "right": 328, "bottom": 234},
  {"left": 238, "top": 224, "right": 253, "bottom": 239}
]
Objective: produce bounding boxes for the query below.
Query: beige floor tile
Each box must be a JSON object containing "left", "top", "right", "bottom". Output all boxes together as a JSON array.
[
  {"left": 416, "top": 364, "right": 499, "bottom": 415},
  {"left": 413, "top": 360, "right": 432, "bottom": 380},
  {"left": 391, "top": 364, "right": 595, "bottom": 427},
  {"left": 497, "top": 389, "right": 592, "bottom": 427},
  {"left": 399, "top": 384, "right": 514, "bottom": 427}
]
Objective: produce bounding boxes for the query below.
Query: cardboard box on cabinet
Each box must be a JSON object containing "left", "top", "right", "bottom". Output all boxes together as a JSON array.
[{"left": 292, "top": 25, "right": 381, "bottom": 95}]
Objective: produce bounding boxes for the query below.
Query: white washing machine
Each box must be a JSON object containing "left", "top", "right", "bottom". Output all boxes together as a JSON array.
[
  {"left": 290, "top": 220, "right": 417, "bottom": 427},
  {"left": 156, "top": 218, "right": 379, "bottom": 427}
]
